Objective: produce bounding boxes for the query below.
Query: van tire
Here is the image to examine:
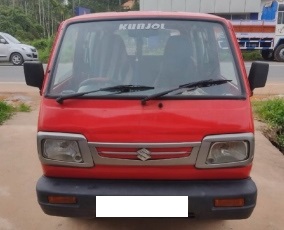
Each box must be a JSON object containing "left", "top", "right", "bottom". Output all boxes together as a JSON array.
[
  {"left": 274, "top": 44, "right": 284, "bottom": 62},
  {"left": 10, "top": 53, "right": 24, "bottom": 66}
]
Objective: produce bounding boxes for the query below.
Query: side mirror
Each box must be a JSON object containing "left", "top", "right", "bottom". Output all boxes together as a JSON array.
[
  {"left": 0, "top": 38, "right": 6, "bottom": 44},
  {"left": 248, "top": 61, "right": 269, "bottom": 91},
  {"left": 23, "top": 61, "right": 44, "bottom": 90}
]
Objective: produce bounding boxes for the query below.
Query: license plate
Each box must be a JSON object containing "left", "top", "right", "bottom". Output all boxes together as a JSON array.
[{"left": 96, "top": 196, "right": 188, "bottom": 217}]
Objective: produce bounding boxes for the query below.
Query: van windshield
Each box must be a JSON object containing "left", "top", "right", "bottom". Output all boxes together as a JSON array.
[{"left": 48, "top": 19, "right": 243, "bottom": 98}]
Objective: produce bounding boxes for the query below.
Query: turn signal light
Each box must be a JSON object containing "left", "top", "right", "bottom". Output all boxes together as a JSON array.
[
  {"left": 214, "top": 198, "right": 244, "bottom": 207},
  {"left": 48, "top": 196, "right": 77, "bottom": 204}
]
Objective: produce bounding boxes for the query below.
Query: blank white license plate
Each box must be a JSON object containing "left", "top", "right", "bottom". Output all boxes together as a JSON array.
[{"left": 96, "top": 196, "right": 188, "bottom": 217}]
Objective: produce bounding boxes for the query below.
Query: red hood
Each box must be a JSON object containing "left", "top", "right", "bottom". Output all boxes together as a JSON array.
[{"left": 38, "top": 98, "right": 253, "bottom": 142}]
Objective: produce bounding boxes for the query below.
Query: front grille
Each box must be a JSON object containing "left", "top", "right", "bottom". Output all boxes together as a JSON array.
[
  {"left": 96, "top": 146, "right": 192, "bottom": 160},
  {"left": 33, "top": 54, "right": 38, "bottom": 58},
  {"left": 89, "top": 142, "right": 201, "bottom": 166}
]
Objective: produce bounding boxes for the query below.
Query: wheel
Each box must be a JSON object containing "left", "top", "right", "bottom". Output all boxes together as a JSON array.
[
  {"left": 10, "top": 52, "right": 24, "bottom": 65},
  {"left": 261, "top": 50, "right": 274, "bottom": 60},
  {"left": 274, "top": 44, "right": 284, "bottom": 62}
]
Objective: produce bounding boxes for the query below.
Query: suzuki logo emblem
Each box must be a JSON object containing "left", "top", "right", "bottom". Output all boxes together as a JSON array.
[{"left": 137, "top": 148, "right": 151, "bottom": 161}]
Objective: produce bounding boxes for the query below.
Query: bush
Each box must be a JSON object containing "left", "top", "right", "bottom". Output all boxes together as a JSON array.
[
  {"left": 242, "top": 50, "right": 263, "bottom": 61},
  {"left": 31, "top": 39, "right": 49, "bottom": 50},
  {"left": 30, "top": 37, "right": 54, "bottom": 63},
  {"left": 253, "top": 98, "right": 284, "bottom": 151}
]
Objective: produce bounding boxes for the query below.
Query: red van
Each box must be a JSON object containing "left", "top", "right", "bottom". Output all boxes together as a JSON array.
[{"left": 24, "top": 11, "right": 268, "bottom": 219}]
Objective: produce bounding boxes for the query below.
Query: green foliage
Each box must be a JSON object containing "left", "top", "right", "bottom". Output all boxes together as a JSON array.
[
  {"left": 0, "top": 101, "right": 15, "bottom": 125},
  {"left": 0, "top": 100, "right": 31, "bottom": 125},
  {"left": 253, "top": 98, "right": 284, "bottom": 151},
  {"left": 30, "top": 39, "right": 49, "bottom": 50},
  {"left": 17, "top": 103, "right": 31, "bottom": 112},
  {"left": 30, "top": 37, "right": 54, "bottom": 63},
  {"left": 38, "top": 48, "right": 51, "bottom": 63},
  {"left": 254, "top": 99, "right": 284, "bottom": 128},
  {"left": 131, "top": 1, "right": 140, "bottom": 10},
  {"left": 278, "top": 134, "right": 284, "bottom": 148},
  {"left": 0, "top": 1, "right": 139, "bottom": 41},
  {"left": 0, "top": 5, "right": 43, "bottom": 40},
  {"left": 242, "top": 50, "right": 263, "bottom": 61}
]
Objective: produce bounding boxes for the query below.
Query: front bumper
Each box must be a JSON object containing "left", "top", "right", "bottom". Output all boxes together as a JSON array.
[
  {"left": 24, "top": 52, "right": 38, "bottom": 61},
  {"left": 37, "top": 176, "right": 257, "bottom": 219}
]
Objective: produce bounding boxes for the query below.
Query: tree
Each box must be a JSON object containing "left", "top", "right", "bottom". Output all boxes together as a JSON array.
[
  {"left": 0, "top": 0, "right": 138, "bottom": 39},
  {"left": 0, "top": 5, "right": 43, "bottom": 40}
]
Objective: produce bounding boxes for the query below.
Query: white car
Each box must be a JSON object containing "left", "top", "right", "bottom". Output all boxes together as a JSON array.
[{"left": 0, "top": 32, "right": 38, "bottom": 65}]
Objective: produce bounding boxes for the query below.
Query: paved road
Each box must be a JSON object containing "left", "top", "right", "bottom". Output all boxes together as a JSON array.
[
  {"left": 245, "top": 62, "right": 284, "bottom": 82},
  {"left": 0, "top": 64, "right": 46, "bottom": 83},
  {"left": 0, "top": 65, "right": 26, "bottom": 82},
  {"left": 0, "top": 62, "right": 283, "bottom": 83}
]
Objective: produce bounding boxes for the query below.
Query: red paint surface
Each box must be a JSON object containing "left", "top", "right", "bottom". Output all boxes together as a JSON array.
[
  {"left": 38, "top": 98, "right": 254, "bottom": 179},
  {"left": 42, "top": 164, "right": 252, "bottom": 180},
  {"left": 39, "top": 99, "right": 253, "bottom": 142}
]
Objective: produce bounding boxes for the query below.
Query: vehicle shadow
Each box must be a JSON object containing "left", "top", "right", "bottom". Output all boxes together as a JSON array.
[{"left": 67, "top": 218, "right": 227, "bottom": 230}]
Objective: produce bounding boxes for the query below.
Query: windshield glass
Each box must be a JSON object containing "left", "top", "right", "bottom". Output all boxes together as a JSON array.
[
  {"left": 48, "top": 19, "right": 243, "bottom": 98},
  {"left": 3, "top": 33, "right": 21, "bottom": 44}
]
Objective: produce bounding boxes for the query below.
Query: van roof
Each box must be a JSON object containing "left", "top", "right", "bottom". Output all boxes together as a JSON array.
[{"left": 65, "top": 11, "right": 227, "bottom": 24}]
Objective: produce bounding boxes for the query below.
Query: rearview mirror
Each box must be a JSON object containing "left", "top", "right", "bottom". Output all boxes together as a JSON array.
[
  {"left": 23, "top": 61, "right": 44, "bottom": 90},
  {"left": 0, "top": 38, "right": 6, "bottom": 44},
  {"left": 248, "top": 61, "right": 269, "bottom": 91},
  {"left": 128, "top": 29, "right": 160, "bottom": 38}
]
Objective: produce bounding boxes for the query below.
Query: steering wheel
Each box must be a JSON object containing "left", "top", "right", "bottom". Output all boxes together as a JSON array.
[{"left": 78, "top": 77, "right": 121, "bottom": 91}]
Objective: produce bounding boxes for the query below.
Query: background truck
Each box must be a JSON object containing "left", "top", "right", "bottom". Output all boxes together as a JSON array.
[
  {"left": 232, "top": 1, "right": 284, "bottom": 61},
  {"left": 24, "top": 11, "right": 268, "bottom": 219},
  {"left": 140, "top": 0, "right": 284, "bottom": 61}
]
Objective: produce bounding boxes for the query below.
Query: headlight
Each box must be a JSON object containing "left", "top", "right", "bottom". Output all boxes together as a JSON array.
[
  {"left": 206, "top": 141, "right": 248, "bottom": 164},
  {"left": 38, "top": 132, "right": 94, "bottom": 167},
  {"left": 195, "top": 133, "right": 254, "bottom": 169},
  {"left": 43, "top": 139, "right": 83, "bottom": 163}
]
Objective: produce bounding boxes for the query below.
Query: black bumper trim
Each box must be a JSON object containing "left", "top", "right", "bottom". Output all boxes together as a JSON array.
[{"left": 36, "top": 176, "right": 257, "bottom": 219}]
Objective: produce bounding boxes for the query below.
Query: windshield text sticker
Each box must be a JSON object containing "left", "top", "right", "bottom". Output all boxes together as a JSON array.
[{"left": 119, "top": 23, "right": 165, "bottom": 30}]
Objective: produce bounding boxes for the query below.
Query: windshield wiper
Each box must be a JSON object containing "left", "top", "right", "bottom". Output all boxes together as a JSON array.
[
  {"left": 141, "top": 79, "right": 231, "bottom": 105},
  {"left": 56, "top": 85, "right": 154, "bottom": 104}
]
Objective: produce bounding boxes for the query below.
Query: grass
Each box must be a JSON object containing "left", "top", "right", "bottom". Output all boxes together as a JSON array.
[
  {"left": 18, "top": 103, "right": 31, "bottom": 112},
  {"left": 241, "top": 50, "right": 263, "bottom": 61},
  {"left": 0, "top": 101, "right": 31, "bottom": 125},
  {"left": 252, "top": 98, "right": 284, "bottom": 152},
  {"left": 0, "top": 101, "right": 15, "bottom": 125}
]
